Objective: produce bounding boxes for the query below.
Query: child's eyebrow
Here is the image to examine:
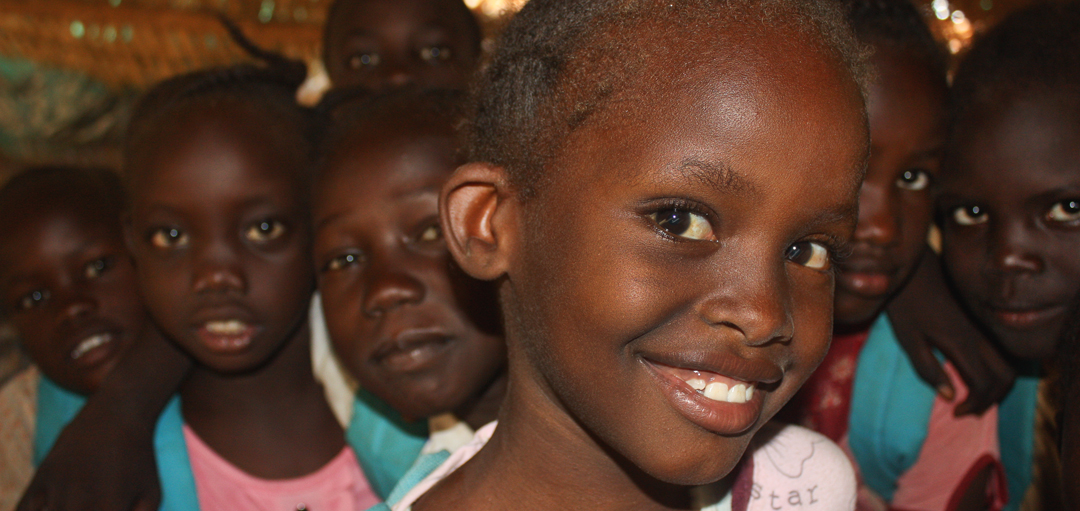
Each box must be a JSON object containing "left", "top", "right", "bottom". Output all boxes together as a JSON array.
[{"left": 677, "top": 159, "right": 757, "bottom": 197}]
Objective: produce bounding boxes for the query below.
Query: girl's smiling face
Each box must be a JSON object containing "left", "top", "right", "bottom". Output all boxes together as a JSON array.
[
  {"left": 457, "top": 21, "right": 867, "bottom": 485},
  {"left": 834, "top": 46, "right": 945, "bottom": 327},
  {"left": 939, "top": 91, "right": 1080, "bottom": 360},
  {"left": 314, "top": 125, "right": 505, "bottom": 422},
  {"left": 126, "top": 102, "right": 314, "bottom": 373},
  {"left": 0, "top": 204, "right": 143, "bottom": 395}
]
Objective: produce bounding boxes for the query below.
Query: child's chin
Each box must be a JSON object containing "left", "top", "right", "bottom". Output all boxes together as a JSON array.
[
  {"left": 624, "top": 435, "right": 750, "bottom": 488},
  {"left": 993, "top": 326, "right": 1063, "bottom": 361}
]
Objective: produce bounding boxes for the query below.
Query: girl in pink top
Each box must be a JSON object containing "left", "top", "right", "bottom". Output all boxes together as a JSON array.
[{"left": 122, "top": 58, "right": 377, "bottom": 510}]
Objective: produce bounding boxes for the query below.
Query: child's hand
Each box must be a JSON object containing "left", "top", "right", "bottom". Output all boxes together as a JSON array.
[
  {"left": 886, "top": 251, "right": 1015, "bottom": 416},
  {"left": 18, "top": 327, "right": 189, "bottom": 511},
  {"left": 17, "top": 400, "right": 161, "bottom": 511}
]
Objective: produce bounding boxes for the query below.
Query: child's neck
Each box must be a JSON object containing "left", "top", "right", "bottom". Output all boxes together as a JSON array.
[
  {"left": 454, "top": 368, "right": 508, "bottom": 431},
  {"left": 415, "top": 367, "right": 704, "bottom": 511},
  {"left": 180, "top": 317, "right": 346, "bottom": 480}
]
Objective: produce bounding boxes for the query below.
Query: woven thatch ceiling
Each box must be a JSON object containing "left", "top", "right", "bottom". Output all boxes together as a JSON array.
[{"left": 0, "top": 0, "right": 524, "bottom": 89}]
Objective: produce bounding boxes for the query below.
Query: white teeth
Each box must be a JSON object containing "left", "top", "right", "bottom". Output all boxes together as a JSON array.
[
  {"left": 727, "top": 384, "right": 747, "bottom": 404},
  {"left": 72, "top": 333, "right": 112, "bottom": 360},
  {"left": 703, "top": 381, "right": 729, "bottom": 401},
  {"left": 205, "top": 320, "right": 247, "bottom": 335},
  {"left": 693, "top": 380, "right": 754, "bottom": 404}
]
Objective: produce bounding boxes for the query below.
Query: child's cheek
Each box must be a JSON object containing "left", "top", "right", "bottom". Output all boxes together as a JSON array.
[{"left": 788, "top": 271, "right": 836, "bottom": 378}]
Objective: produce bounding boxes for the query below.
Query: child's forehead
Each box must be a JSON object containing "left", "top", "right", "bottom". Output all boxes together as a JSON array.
[
  {"left": 555, "top": 19, "right": 864, "bottom": 178},
  {"left": 955, "top": 91, "right": 1080, "bottom": 169},
  {"left": 0, "top": 204, "right": 118, "bottom": 272},
  {"left": 944, "top": 93, "right": 1080, "bottom": 196},
  {"left": 329, "top": 0, "right": 474, "bottom": 35},
  {"left": 320, "top": 125, "right": 457, "bottom": 197},
  {"left": 132, "top": 103, "right": 302, "bottom": 190}
]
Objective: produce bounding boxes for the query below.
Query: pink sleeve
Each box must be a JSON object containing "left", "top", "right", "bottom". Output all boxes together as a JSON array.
[{"left": 890, "top": 363, "right": 1006, "bottom": 511}]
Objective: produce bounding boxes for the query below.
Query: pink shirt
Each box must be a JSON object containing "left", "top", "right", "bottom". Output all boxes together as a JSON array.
[
  {"left": 889, "top": 363, "right": 1006, "bottom": 511},
  {"left": 184, "top": 425, "right": 380, "bottom": 511},
  {"left": 842, "top": 363, "right": 1005, "bottom": 511}
]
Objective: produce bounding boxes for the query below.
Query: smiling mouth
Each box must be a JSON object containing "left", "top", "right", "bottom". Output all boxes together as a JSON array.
[
  {"left": 644, "top": 357, "right": 774, "bottom": 436},
  {"left": 71, "top": 332, "right": 114, "bottom": 360},
  {"left": 197, "top": 319, "right": 256, "bottom": 354},
  {"left": 663, "top": 365, "right": 755, "bottom": 404}
]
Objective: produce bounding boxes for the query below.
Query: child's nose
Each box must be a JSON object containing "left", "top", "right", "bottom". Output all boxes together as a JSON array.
[
  {"left": 698, "top": 262, "right": 795, "bottom": 347},
  {"left": 852, "top": 183, "right": 899, "bottom": 246},
  {"left": 193, "top": 266, "right": 247, "bottom": 294},
  {"left": 383, "top": 68, "right": 414, "bottom": 89},
  {"left": 58, "top": 290, "right": 97, "bottom": 320},
  {"left": 362, "top": 267, "right": 425, "bottom": 318},
  {"left": 989, "top": 220, "right": 1043, "bottom": 274},
  {"left": 192, "top": 246, "right": 247, "bottom": 294}
]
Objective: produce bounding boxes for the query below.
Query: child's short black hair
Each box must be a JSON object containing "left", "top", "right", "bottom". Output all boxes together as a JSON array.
[
  {"left": 845, "top": 0, "right": 948, "bottom": 78},
  {"left": 465, "top": 0, "right": 869, "bottom": 199},
  {"left": 314, "top": 86, "right": 467, "bottom": 176},
  {"left": 0, "top": 166, "right": 125, "bottom": 218},
  {"left": 124, "top": 22, "right": 315, "bottom": 184},
  {"left": 950, "top": 2, "right": 1080, "bottom": 125}
]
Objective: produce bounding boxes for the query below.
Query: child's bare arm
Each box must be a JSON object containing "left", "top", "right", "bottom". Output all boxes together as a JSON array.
[
  {"left": 886, "top": 252, "right": 1015, "bottom": 416},
  {"left": 17, "top": 327, "right": 190, "bottom": 511}
]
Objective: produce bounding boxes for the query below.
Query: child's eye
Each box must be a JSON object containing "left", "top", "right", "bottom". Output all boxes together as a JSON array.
[
  {"left": 1047, "top": 199, "right": 1080, "bottom": 224},
  {"left": 895, "top": 169, "right": 931, "bottom": 191},
  {"left": 951, "top": 205, "right": 988, "bottom": 226},
  {"left": 149, "top": 228, "right": 189, "bottom": 249},
  {"left": 418, "top": 224, "right": 442, "bottom": 243},
  {"left": 323, "top": 252, "right": 364, "bottom": 273},
  {"left": 18, "top": 289, "right": 50, "bottom": 311},
  {"left": 785, "top": 241, "right": 831, "bottom": 270},
  {"left": 244, "top": 220, "right": 286, "bottom": 243},
  {"left": 348, "top": 52, "right": 381, "bottom": 69},
  {"left": 419, "top": 46, "right": 453, "bottom": 63},
  {"left": 650, "top": 208, "right": 715, "bottom": 241},
  {"left": 84, "top": 257, "right": 114, "bottom": 279}
]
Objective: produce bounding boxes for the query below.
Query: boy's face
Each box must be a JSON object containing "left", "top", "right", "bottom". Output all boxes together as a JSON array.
[
  {"left": 940, "top": 92, "right": 1080, "bottom": 359},
  {"left": 314, "top": 127, "right": 504, "bottom": 420},
  {"left": 324, "top": 0, "right": 480, "bottom": 92},
  {"left": 498, "top": 24, "right": 866, "bottom": 484},
  {"left": 126, "top": 104, "right": 314, "bottom": 373},
  {"left": 0, "top": 204, "right": 143, "bottom": 395},
  {"left": 834, "top": 48, "right": 945, "bottom": 326}
]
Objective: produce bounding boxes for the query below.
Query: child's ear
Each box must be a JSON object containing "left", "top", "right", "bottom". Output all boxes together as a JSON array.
[{"left": 440, "top": 162, "right": 517, "bottom": 281}]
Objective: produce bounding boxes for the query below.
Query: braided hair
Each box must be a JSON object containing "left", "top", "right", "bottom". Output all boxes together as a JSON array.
[{"left": 123, "top": 18, "right": 314, "bottom": 184}]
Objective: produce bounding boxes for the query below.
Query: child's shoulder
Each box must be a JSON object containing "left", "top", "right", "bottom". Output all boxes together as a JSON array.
[
  {"left": 743, "top": 422, "right": 857, "bottom": 511},
  {"left": 0, "top": 365, "right": 40, "bottom": 510}
]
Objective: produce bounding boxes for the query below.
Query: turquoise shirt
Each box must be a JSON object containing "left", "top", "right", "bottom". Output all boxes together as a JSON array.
[{"left": 33, "top": 377, "right": 198, "bottom": 510}]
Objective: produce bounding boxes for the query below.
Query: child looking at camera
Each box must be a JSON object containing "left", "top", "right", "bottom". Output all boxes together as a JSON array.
[
  {"left": 0, "top": 167, "right": 144, "bottom": 510},
  {"left": 377, "top": 0, "right": 869, "bottom": 509},
  {"left": 120, "top": 62, "right": 378, "bottom": 510},
  {"left": 937, "top": 4, "right": 1080, "bottom": 508},
  {"left": 782, "top": 1, "right": 1006, "bottom": 509},
  {"left": 322, "top": 0, "right": 483, "bottom": 92},
  {"left": 312, "top": 88, "right": 507, "bottom": 505}
]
